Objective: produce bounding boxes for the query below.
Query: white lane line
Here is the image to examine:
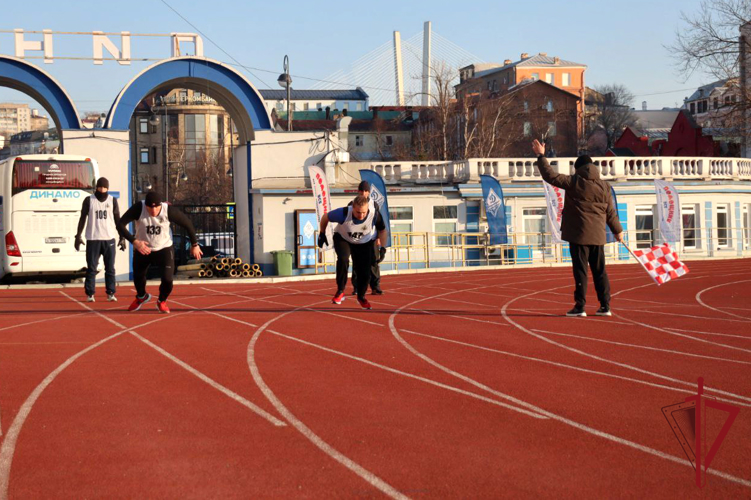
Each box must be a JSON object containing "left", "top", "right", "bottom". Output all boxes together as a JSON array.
[
  {"left": 498, "top": 285, "right": 751, "bottom": 488},
  {"left": 266, "top": 327, "right": 549, "bottom": 417},
  {"left": 388, "top": 278, "right": 555, "bottom": 420},
  {"left": 500, "top": 284, "right": 751, "bottom": 403},
  {"left": 245, "top": 298, "right": 410, "bottom": 500},
  {"left": 200, "top": 289, "right": 545, "bottom": 415},
  {"left": 399, "top": 328, "right": 751, "bottom": 408},
  {"left": 128, "top": 331, "right": 285, "bottom": 427},
  {"left": 663, "top": 327, "right": 751, "bottom": 340},
  {"left": 0, "top": 311, "right": 179, "bottom": 500},
  {"left": 531, "top": 328, "right": 751, "bottom": 365},
  {"left": 696, "top": 280, "right": 751, "bottom": 321}
]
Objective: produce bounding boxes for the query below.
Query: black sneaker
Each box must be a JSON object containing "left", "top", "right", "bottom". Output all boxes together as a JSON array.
[
  {"left": 371, "top": 288, "right": 383, "bottom": 295},
  {"left": 566, "top": 306, "right": 587, "bottom": 317},
  {"left": 596, "top": 306, "right": 612, "bottom": 317}
]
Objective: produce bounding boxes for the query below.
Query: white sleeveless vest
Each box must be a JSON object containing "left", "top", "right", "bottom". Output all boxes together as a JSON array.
[
  {"left": 335, "top": 202, "right": 376, "bottom": 244},
  {"left": 85, "top": 194, "right": 118, "bottom": 241},
  {"left": 134, "top": 202, "right": 173, "bottom": 251}
]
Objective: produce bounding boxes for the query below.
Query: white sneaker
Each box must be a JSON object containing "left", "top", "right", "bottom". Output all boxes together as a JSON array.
[
  {"left": 107, "top": 294, "right": 118, "bottom": 302},
  {"left": 87, "top": 296, "right": 95, "bottom": 303}
]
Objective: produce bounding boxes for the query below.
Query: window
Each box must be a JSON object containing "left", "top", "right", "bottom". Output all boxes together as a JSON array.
[
  {"left": 682, "top": 204, "right": 699, "bottom": 249},
  {"left": 523, "top": 122, "right": 531, "bottom": 137},
  {"left": 316, "top": 102, "right": 322, "bottom": 109},
  {"left": 185, "top": 114, "right": 205, "bottom": 165},
  {"left": 390, "top": 206, "right": 413, "bottom": 246},
  {"left": 690, "top": 102, "right": 695, "bottom": 114},
  {"left": 545, "top": 73, "right": 554, "bottom": 85},
  {"left": 523, "top": 101, "right": 529, "bottom": 113},
  {"left": 179, "top": 90, "right": 188, "bottom": 103},
  {"left": 716, "top": 204, "right": 730, "bottom": 248},
  {"left": 531, "top": 73, "right": 539, "bottom": 81},
  {"left": 433, "top": 205, "right": 458, "bottom": 246},
  {"left": 548, "top": 122, "right": 557, "bottom": 136},
  {"left": 355, "top": 135, "right": 363, "bottom": 147},
  {"left": 725, "top": 95, "right": 731, "bottom": 105},
  {"left": 139, "top": 118, "right": 148, "bottom": 134},
  {"left": 546, "top": 100, "right": 554, "bottom": 112},
  {"left": 503, "top": 74, "right": 508, "bottom": 85},
  {"left": 635, "top": 205, "right": 654, "bottom": 249},
  {"left": 303, "top": 102, "right": 309, "bottom": 111},
  {"left": 140, "top": 147, "right": 150, "bottom": 164},
  {"left": 385, "top": 135, "right": 394, "bottom": 146},
  {"left": 744, "top": 204, "right": 751, "bottom": 249},
  {"left": 355, "top": 102, "right": 364, "bottom": 111},
  {"left": 487, "top": 81, "right": 493, "bottom": 91},
  {"left": 276, "top": 102, "right": 283, "bottom": 112},
  {"left": 523, "top": 207, "right": 546, "bottom": 248},
  {"left": 562, "top": 73, "right": 571, "bottom": 86},
  {"left": 713, "top": 98, "right": 719, "bottom": 109},
  {"left": 343, "top": 102, "right": 349, "bottom": 110},
  {"left": 152, "top": 146, "right": 157, "bottom": 164},
  {"left": 290, "top": 103, "right": 296, "bottom": 111}
]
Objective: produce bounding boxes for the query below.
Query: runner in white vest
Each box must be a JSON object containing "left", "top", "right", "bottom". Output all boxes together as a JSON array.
[
  {"left": 117, "top": 191, "right": 202, "bottom": 314},
  {"left": 318, "top": 194, "right": 387, "bottom": 309},
  {"left": 74, "top": 177, "right": 126, "bottom": 302},
  {"left": 349, "top": 181, "right": 386, "bottom": 295}
]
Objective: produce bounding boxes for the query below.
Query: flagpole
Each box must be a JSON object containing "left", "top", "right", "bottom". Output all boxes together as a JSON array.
[{"left": 621, "top": 241, "right": 661, "bottom": 286}]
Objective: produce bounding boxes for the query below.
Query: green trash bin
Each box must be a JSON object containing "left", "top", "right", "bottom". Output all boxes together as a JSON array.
[{"left": 271, "top": 250, "right": 294, "bottom": 276}]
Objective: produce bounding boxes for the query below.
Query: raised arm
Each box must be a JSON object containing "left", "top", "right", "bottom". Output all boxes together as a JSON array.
[{"left": 532, "top": 140, "right": 574, "bottom": 190}]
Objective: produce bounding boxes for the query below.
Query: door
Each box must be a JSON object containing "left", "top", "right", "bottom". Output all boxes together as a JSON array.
[{"left": 295, "top": 209, "right": 317, "bottom": 268}]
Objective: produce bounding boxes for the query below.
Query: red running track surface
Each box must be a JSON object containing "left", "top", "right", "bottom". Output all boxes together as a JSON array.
[{"left": 0, "top": 259, "right": 750, "bottom": 498}]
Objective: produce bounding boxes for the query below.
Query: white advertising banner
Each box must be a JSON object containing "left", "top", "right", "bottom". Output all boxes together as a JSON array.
[
  {"left": 308, "top": 166, "right": 334, "bottom": 251},
  {"left": 654, "top": 179, "right": 681, "bottom": 244},
  {"left": 542, "top": 181, "right": 565, "bottom": 243}
]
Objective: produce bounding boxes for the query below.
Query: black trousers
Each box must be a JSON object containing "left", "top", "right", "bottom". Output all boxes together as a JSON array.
[
  {"left": 569, "top": 243, "right": 610, "bottom": 308},
  {"left": 133, "top": 247, "right": 175, "bottom": 302},
  {"left": 85, "top": 239, "right": 117, "bottom": 296},
  {"left": 334, "top": 233, "right": 374, "bottom": 300},
  {"left": 351, "top": 239, "right": 381, "bottom": 291}
]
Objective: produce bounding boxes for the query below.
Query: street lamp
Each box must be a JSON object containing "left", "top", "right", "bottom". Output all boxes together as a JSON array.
[{"left": 277, "top": 55, "right": 292, "bottom": 131}]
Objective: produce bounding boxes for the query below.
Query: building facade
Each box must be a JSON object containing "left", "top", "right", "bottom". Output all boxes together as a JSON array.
[
  {"left": 456, "top": 52, "right": 587, "bottom": 136},
  {"left": 0, "top": 102, "right": 31, "bottom": 137},
  {"left": 259, "top": 88, "right": 369, "bottom": 114},
  {"left": 130, "top": 88, "right": 238, "bottom": 205}
]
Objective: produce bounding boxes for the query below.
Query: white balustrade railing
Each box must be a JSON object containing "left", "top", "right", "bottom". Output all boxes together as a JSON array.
[{"left": 358, "top": 156, "right": 751, "bottom": 184}]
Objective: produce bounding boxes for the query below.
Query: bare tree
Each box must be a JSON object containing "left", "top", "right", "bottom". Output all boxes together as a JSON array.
[
  {"left": 171, "top": 148, "right": 233, "bottom": 206},
  {"left": 670, "top": 0, "right": 750, "bottom": 82},
  {"left": 590, "top": 84, "right": 638, "bottom": 150}
]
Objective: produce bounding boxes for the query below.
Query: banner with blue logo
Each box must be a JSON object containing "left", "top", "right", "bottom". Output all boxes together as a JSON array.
[
  {"left": 359, "top": 169, "right": 391, "bottom": 247},
  {"left": 480, "top": 175, "right": 508, "bottom": 245},
  {"left": 606, "top": 184, "right": 619, "bottom": 243}
]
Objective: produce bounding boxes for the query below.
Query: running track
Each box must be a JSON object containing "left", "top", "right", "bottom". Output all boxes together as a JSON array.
[{"left": 1, "top": 259, "right": 750, "bottom": 498}]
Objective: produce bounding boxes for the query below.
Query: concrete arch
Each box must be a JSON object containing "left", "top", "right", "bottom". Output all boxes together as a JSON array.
[
  {"left": 105, "top": 57, "right": 271, "bottom": 142},
  {"left": 0, "top": 55, "right": 82, "bottom": 131}
]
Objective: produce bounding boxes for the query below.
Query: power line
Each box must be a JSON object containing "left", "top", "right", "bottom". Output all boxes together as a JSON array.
[{"left": 158, "top": 0, "right": 273, "bottom": 88}]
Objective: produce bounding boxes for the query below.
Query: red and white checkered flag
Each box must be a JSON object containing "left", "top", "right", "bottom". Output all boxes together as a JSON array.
[{"left": 627, "top": 243, "right": 689, "bottom": 285}]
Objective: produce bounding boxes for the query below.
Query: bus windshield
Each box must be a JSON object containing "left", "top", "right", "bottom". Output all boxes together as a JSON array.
[{"left": 12, "top": 159, "right": 96, "bottom": 195}]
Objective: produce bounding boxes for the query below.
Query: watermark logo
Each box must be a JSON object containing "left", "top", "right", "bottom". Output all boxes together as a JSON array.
[{"left": 661, "top": 377, "right": 740, "bottom": 487}]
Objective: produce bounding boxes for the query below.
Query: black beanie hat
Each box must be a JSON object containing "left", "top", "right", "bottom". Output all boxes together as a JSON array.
[
  {"left": 358, "top": 180, "right": 370, "bottom": 192},
  {"left": 96, "top": 177, "right": 109, "bottom": 189},
  {"left": 574, "top": 155, "right": 593, "bottom": 169},
  {"left": 145, "top": 191, "right": 163, "bottom": 207}
]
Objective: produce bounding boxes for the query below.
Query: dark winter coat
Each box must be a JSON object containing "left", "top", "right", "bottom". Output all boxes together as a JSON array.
[{"left": 536, "top": 156, "right": 623, "bottom": 245}]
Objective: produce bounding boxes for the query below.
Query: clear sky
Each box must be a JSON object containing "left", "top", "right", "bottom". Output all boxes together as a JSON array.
[{"left": 0, "top": 0, "right": 715, "bottom": 118}]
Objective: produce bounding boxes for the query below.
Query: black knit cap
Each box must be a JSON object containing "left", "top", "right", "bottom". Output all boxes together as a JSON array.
[
  {"left": 145, "top": 191, "right": 163, "bottom": 207},
  {"left": 357, "top": 180, "right": 370, "bottom": 192},
  {"left": 574, "top": 155, "right": 593, "bottom": 169},
  {"left": 96, "top": 177, "right": 109, "bottom": 189}
]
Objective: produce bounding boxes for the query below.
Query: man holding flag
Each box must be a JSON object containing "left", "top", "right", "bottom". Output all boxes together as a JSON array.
[{"left": 533, "top": 140, "right": 623, "bottom": 317}]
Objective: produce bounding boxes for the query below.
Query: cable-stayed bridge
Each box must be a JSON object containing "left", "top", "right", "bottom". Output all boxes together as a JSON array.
[{"left": 312, "top": 22, "right": 483, "bottom": 107}]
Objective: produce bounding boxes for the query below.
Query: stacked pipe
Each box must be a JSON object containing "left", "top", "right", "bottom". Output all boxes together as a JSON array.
[{"left": 175, "top": 256, "right": 263, "bottom": 279}]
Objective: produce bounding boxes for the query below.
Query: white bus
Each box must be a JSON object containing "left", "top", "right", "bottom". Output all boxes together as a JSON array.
[{"left": 0, "top": 154, "right": 99, "bottom": 282}]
